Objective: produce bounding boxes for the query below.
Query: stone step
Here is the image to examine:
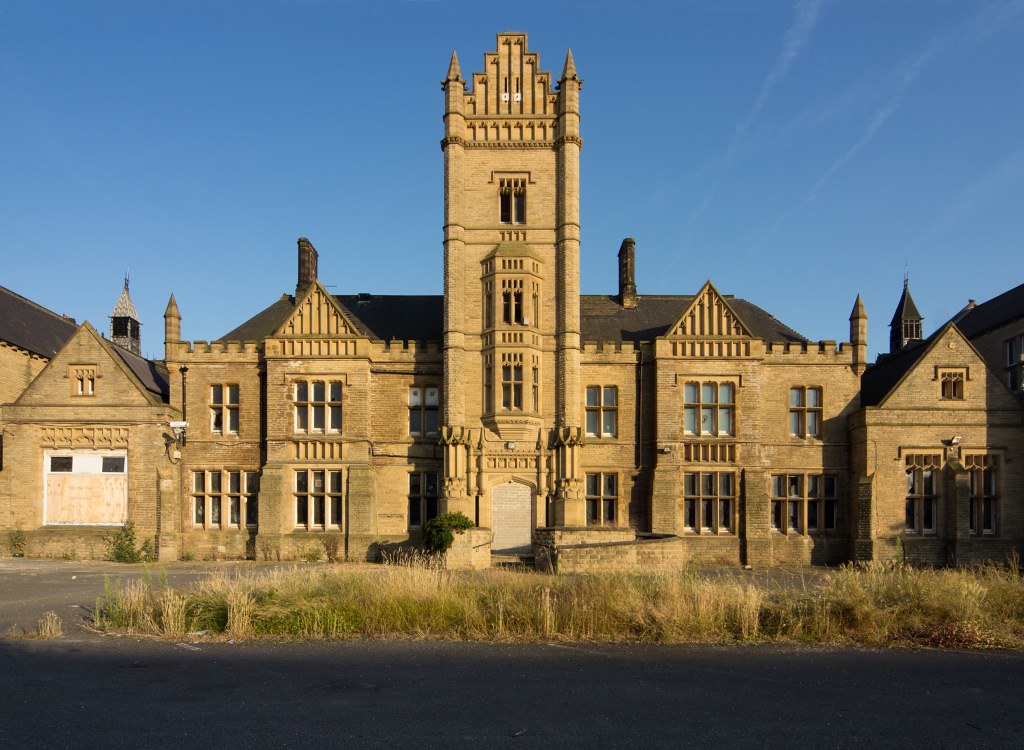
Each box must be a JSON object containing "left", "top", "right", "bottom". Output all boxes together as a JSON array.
[{"left": 491, "top": 553, "right": 535, "bottom": 569}]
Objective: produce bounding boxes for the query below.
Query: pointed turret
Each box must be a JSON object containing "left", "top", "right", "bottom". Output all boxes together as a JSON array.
[
  {"left": 888, "top": 276, "right": 923, "bottom": 355},
  {"left": 164, "top": 293, "right": 181, "bottom": 346},
  {"left": 110, "top": 272, "right": 141, "bottom": 355},
  {"left": 849, "top": 294, "right": 867, "bottom": 375},
  {"left": 444, "top": 50, "right": 462, "bottom": 83},
  {"left": 561, "top": 48, "right": 578, "bottom": 82}
]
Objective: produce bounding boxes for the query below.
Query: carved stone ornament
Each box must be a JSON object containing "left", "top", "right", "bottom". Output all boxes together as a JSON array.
[{"left": 439, "top": 424, "right": 466, "bottom": 445}]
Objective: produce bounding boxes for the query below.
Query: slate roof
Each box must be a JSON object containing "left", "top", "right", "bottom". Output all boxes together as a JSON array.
[
  {"left": 110, "top": 344, "right": 169, "bottom": 400},
  {"left": 110, "top": 282, "right": 140, "bottom": 320},
  {"left": 580, "top": 295, "right": 807, "bottom": 344},
  {"left": 860, "top": 325, "right": 949, "bottom": 407},
  {"left": 953, "top": 282, "right": 1024, "bottom": 339},
  {"left": 0, "top": 285, "right": 78, "bottom": 358},
  {"left": 219, "top": 292, "right": 806, "bottom": 345}
]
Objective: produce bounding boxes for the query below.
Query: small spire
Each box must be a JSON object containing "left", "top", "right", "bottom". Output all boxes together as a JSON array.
[
  {"left": 445, "top": 50, "right": 462, "bottom": 82},
  {"left": 561, "top": 48, "right": 578, "bottom": 81},
  {"left": 164, "top": 293, "right": 181, "bottom": 319},
  {"left": 124, "top": 268, "right": 130, "bottom": 290},
  {"left": 849, "top": 293, "right": 866, "bottom": 320}
]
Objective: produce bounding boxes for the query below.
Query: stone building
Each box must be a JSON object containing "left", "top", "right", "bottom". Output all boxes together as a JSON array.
[{"left": 1, "top": 33, "right": 1021, "bottom": 569}]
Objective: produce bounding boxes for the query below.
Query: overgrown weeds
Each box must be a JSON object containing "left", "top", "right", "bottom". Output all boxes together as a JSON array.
[
  {"left": 103, "top": 521, "right": 154, "bottom": 563},
  {"left": 91, "top": 561, "right": 1024, "bottom": 649},
  {"left": 8, "top": 611, "right": 63, "bottom": 639}
]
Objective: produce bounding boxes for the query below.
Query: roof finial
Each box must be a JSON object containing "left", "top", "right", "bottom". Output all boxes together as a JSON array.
[
  {"left": 124, "top": 268, "right": 131, "bottom": 290},
  {"left": 903, "top": 263, "right": 909, "bottom": 290}
]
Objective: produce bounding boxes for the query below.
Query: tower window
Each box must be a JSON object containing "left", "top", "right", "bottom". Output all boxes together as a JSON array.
[
  {"left": 499, "top": 178, "right": 526, "bottom": 224},
  {"left": 501, "top": 352, "right": 524, "bottom": 410}
]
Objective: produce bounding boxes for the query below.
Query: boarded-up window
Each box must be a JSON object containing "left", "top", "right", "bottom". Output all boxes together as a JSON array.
[{"left": 44, "top": 452, "right": 128, "bottom": 525}]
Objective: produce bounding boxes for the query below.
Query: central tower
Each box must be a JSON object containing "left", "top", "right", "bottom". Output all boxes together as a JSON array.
[{"left": 440, "top": 33, "right": 585, "bottom": 547}]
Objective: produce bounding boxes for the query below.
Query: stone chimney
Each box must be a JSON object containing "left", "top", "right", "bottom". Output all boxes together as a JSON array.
[
  {"left": 618, "top": 238, "right": 638, "bottom": 309},
  {"left": 296, "top": 237, "right": 319, "bottom": 297}
]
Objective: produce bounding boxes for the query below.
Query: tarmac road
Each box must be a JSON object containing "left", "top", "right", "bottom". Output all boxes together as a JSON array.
[{"left": 1, "top": 560, "right": 1021, "bottom": 749}]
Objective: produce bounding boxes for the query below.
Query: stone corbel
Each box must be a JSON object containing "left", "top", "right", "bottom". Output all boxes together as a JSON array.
[{"left": 439, "top": 425, "right": 466, "bottom": 446}]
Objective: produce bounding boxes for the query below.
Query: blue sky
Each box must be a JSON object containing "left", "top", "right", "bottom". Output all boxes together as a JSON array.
[{"left": 2, "top": 0, "right": 1022, "bottom": 361}]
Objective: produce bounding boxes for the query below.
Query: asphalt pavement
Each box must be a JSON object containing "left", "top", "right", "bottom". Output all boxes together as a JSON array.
[{"left": 1, "top": 559, "right": 1020, "bottom": 749}]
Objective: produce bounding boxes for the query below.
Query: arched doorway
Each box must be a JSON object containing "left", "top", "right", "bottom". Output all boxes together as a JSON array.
[{"left": 490, "top": 481, "right": 533, "bottom": 554}]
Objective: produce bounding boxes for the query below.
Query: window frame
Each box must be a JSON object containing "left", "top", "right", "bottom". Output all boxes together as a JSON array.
[
  {"left": 584, "top": 385, "right": 618, "bottom": 439},
  {"left": 408, "top": 471, "right": 439, "bottom": 530},
  {"left": 966, "top": 454, "right": 998, "bottom": 536},
  {"left": 683, "top": 381, "right": 735, "bottom": 437},
  {"left": 904, "top": 454, "right": 941, "bottom": 535},
  {"left": 770, "top": 473, "right": 838, "bottom": 535},
  {"left": 1005, "top": 335, "right": 1024, "bottom": 391},
  {"left": 210, "top": 383, "right": 240, "bottom": 435},
  {"left": 191, "top": 469, "right": 260, "bottom": 530},
  {"left": 293, "top": 468, "right": 344, "bottom": 531},
  {"left": 938, "top": 369, "right": 965, "bottom": 401},
  {"left": 682, "top": 471, "right": 735, "bottom": 535},
  {"left": 584, "top": 472, "right": 618, "bottom": 527},
  {"left": 293, "top": 379, "right": 343, "bottom": 435},
  {"left": 69, "top": 366, "right": 97, "bottom": 397},
  {"left": 499, "top": 177, "right": 526, "bottom": 225},
  {"left": 788, "top": 386, "right": 823, "bottom": 438},
  {"left": 408, "top": 385, "right": 440, "bottom": 438}
]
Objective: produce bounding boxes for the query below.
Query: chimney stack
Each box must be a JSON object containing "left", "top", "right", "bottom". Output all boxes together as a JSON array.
[
  {"left": 618, "top": 238, "right": 638, "bottom": 309},
  {"left": 296, "top": 237, "right": 319, "bottom": 297}
]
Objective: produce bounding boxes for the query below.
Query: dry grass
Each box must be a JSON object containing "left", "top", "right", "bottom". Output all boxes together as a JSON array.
[
  {"left": 92, "top": 561, "right": 1024, "bottom": 649},
  {"left": 8, "top": 611, "right": 64, "bottom": 639}
]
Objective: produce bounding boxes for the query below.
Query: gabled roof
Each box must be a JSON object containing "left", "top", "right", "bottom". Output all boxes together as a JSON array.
[
  {"left": 219, "top": 292, "right": 806, "bottom": 346},
  {"left": 84, "top": 323, "right": 168, "bottom": 402},
  {"left": 218, "top": 295, "right": 445, "bottom": 343},
  {"left": 953, "top": 282, "right": 1024, "bottom": 339},
  {"left": 860, "top": 322, "right": 976, "bottom": 407},
  {"left": 0, "top": 285, "right": 78, "bottom": 358},
  {"left": 580, "top": 295, "right": 806, "bottom": 344},
  {"left": 889, "top": 280, "right": 923, "bottom": 327}
]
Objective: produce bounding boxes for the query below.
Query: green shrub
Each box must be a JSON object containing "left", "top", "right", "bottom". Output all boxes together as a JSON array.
[
  {"left": 103, "top": 521, "right": 153, "bottom": 563},
  {"left": 421, "top": 511, "right": 474, "bottom": 554},
  {"left": 8, "top": 529, "right": 27, "bottom": 557}
]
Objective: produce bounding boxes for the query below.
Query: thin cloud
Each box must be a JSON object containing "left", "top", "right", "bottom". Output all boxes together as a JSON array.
[
  {"left": 804, "top": 42, "right": 936, "bottom": 203},
  {"left": 686, "top": 0, "right": 822, "bottom": 227},
  {"left": 737, "top": 0, "right": 821, "bottom": 140},
  {"left": 912, "top": 145, "right": 1024, "bottom": 250}
]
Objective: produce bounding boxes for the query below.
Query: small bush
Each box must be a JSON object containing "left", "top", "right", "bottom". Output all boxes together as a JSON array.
[
  {"left": 321, "top": 534, "right": 342, "bottom": 563},
  {"left": 303, "top": 546, "right": 323, "bottom": 563},
  {"left": 8, "top": 529, "right": 27, "bottom": 557},
  {"left": 421, "top": 512, "right": 475, "bottom": 554},
  {"left": 103, "top": 521, "right": 153, "bottom": 563}
]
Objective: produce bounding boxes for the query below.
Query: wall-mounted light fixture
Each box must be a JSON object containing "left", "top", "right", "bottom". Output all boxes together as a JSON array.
[{"left": 165, "top": 421, "right": 189, "bottom": 464}]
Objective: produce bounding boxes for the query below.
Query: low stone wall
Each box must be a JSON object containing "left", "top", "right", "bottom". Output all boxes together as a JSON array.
[
  {"left": 15, "top": 527, "right": 110, "bottom": 560},
  {"left": 444, "top": 527, "right": 492, "bottom": 570},
  {"left": 535, "top": 529, "right": 689, "bottom": 574}
]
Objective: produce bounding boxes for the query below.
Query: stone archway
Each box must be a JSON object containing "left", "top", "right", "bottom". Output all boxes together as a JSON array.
[{"left": 490, "top": 481, "right": 533, "bottom": 554}]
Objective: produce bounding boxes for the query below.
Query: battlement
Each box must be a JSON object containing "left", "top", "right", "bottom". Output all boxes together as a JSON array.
[
  {"left": 764, "top": 340, "right": 854, "bottom": 363},
  {"left": 181, "top": 340, "right": 261, "bottom": 356},
  {"left": 581, "top": 340, "right": 642, "bottom": 355},
  {"left": 377, "top": 340, "right": 443, "bottom": 357}
]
